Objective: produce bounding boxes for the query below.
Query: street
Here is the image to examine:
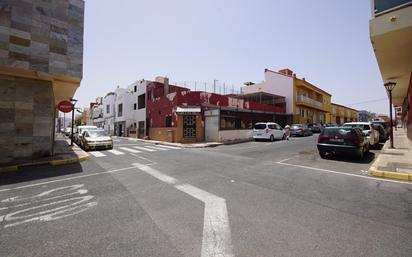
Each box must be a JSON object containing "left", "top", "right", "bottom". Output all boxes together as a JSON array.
[{"left": 1, "top": 136, "right": 412, "bottom": 257}]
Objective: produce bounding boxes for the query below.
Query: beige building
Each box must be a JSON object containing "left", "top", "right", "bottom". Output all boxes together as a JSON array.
[
  {"left": 369, "top": 0, "right": 412, "bottom": 139},
  {"left": 0, "top": 1, "right": 85, "bottom": 164}
]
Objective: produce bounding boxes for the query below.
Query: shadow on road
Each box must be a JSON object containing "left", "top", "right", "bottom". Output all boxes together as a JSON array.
[
  {"left": 322, "top": 151, "right": 376, "bottom": 164},
  {"left": 0, "top": 163, "right": 83, "bottom": 187}
]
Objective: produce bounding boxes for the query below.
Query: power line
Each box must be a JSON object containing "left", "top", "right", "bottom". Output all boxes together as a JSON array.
[{"left": 346, "top": 97, "right": 387, "bottom": 106}]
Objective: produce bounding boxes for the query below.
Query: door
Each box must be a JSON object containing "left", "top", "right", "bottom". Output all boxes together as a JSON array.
[
  {"left": 183, "top": 115, "right": 196, "bottom": 138},
  {"left": 275, "top": 124, "right": 283, "bottom": 138}
]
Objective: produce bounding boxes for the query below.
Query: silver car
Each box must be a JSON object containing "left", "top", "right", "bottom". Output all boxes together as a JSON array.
[{"left": 80, "top": 129, "right": 113, "bottom": 151}]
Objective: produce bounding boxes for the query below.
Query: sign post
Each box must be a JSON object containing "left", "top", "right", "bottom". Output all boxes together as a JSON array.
[{"left": 58, "top": 100, "right": 75, "bottom": 145}]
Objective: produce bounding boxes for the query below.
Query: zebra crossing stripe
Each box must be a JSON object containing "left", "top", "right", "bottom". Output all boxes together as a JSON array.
[
  {"left": 155, "top": 145, "right": 182, "bottom": 150},
  {"left": 132, "top": 146, "right": 156, "bottom": 152},
  {"left": 108, "top": 149, "right": 124, "bottom": 155},
  {"left": 144, "top": 145, "right": 169, "bottom": 151},
  {"left": 119, "top": 147, "right": 141, "bottom": 153},
  {"left": 89, "top": 151, "right": 106, "bottom": 157}
]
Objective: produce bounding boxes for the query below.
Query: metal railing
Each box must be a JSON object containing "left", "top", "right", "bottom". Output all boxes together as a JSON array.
[
  {"left": 374, "top": 0, "right": 412, "bottom": 16},
  {"left": 296, "top": 95, "right": 323, "bottom": 108}
]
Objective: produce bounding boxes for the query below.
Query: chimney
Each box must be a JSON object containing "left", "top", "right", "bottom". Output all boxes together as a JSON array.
[{"left": 278, "top": 69, "right": 294, "bottom": 76}]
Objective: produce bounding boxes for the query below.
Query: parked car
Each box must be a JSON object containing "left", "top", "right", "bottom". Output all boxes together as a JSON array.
[
  {"left": 75, "top": 125, "right": 98, "bottom": 144},
  {"left": 317, "top": 127, "right": 369, "bottom": 159},
  {"left": 253, "top": 122, "right": 286, "bottom": 141},
  {"left": 308, "top": 123, "right": 322, "bottom": 133},
  {"left": 372, "top": 121, "right": 390, "bottom": 140},
  {"left": 290, "top": 124, "right": 312, "bottom": 136},
  {"left": 342, "top": 122, "right": 379, "bottom": 147},
  {"left": 80, "top": 129, "right": 113, "bottom": 151},
  {"left": 324, "top": 123, "right": 338, "bottom": 128},
  {"left": 372, "top": 123, "right": 388, "bottom": 143}
]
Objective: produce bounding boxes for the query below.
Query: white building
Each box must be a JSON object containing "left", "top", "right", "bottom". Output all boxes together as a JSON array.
[
  {"left": 103, "top": 92, "right": 116, "bottom": 136},
  {"left": 241, "top": 69, "right": 294, "bottom": 114}
]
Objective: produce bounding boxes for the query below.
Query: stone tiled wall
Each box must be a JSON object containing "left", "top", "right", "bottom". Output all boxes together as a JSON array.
[
  {"left": 0, "top": 74, "right": 54, "bottom": 164},
  {"left": 0, "top": 0, "right": 84, "bottom": 78}
]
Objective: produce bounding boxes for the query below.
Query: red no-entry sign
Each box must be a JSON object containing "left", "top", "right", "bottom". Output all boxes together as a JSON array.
[{"left": 58, "top": 100, "right": 73, "bottom": 113}]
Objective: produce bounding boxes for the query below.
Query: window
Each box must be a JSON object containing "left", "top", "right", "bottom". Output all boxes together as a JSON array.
[
  {"left": 106, "top": 104, "right": 110, "bottom": 114},
  {"left": 134, "top": 85, "right": 137, "bottom": 92},
  {"left": 165, "top": 116, "right": 172, "bottom": 127},
  {"left": 133, "top": 103, "right": 137, "bottom": 110},
  {"left": 300, "top": 109, "right": 305, "bottom": 117},
  {"left": 118, "top": 104, "right": 123, "bottom": 117},
  {"left": 268, "top": 124, "right": 276, "bottom": 129},
  {"left": 138, "top": 94, "right": 146, "bottom": 109}
]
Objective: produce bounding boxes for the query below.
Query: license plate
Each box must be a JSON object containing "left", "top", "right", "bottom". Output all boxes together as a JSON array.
[{"left": 329, "top": 138, "right": 344, "bottom": 142}]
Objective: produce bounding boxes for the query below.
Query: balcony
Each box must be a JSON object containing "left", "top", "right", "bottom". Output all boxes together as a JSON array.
[
  {"left": 374, "top": 0, "right": 412, "bottom": 16},
  {"left": 296, "top": 95, "right": 324, "bottom": 109}
]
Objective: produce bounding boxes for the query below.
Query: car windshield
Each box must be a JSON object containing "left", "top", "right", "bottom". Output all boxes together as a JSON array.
[
  {"left": 254, "top": 124, "right": 267, "bottom": 129},
  {"left": 321, "top": 127, "right": 353, "bottom": 137},
  {"left": 87, "top": 130, "right": 107, "bottom": 137},
  {"left": 344, "top": 124, "right": 370, "bottom": 131}
]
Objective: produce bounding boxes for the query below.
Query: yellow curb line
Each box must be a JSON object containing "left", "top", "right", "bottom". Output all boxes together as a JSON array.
[
  {"left": 369, "top": 166, "right": 411, "bottom": 181},
  {"left": 50, "top": 155, "right": 90, "bottom": 166},
  {"left": 0, "top": 165, "right": 19, "bottom": 173}
]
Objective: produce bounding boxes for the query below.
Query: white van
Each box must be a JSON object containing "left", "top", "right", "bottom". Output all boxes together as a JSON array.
[{"left": 253, "top": 122, "right": 286, "bottom": 141}]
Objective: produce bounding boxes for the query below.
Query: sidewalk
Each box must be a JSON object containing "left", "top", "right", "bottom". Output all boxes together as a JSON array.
[
  {"left": 369, "top": 128, "right": 412, "bottom": 181},
  {"left": 113, "top": 136, "right": 224, "bottom": 148},
  {"left": 0, "top": 135, "right": 90, "bottom": 173}
]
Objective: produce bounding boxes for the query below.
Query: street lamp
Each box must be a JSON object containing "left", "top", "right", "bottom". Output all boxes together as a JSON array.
[
  {"left": 384, "top": 82, "right": 396, "bottom": 148},
  {"left": 70, "top": 98, "right": 78, "bottom": 146}
]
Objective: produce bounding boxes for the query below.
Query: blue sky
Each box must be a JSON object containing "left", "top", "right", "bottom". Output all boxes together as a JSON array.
[{"left": 75, "top": 0, "right": 388, "bottom": 114}]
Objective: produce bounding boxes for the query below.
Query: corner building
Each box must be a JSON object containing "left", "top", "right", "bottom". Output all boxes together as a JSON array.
[{"left": 0, "top": 0, "right": 84, "bottom": 164}]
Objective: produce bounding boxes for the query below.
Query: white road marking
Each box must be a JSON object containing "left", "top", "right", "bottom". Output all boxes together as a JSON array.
[
  {"left": 0, "top": 166, "right": 138, "bottom": 193},
  {"left": 89, "top": 151, "right": 106, "bottom": 157},
  {"left": 107, "top": 149, "right": 124, "bottom": 155},
  {"left": 144, "top": 145, "right": 169, "bottom": 151},
  {"left": 133, "top": 162, "right": 234, "bottom": 257},
  {"left": 119, "top": 147, "right": 142, "bottom": 153},
  {"left": 275, "top": 161, "right": 412, "bottom": 185},
  {"left": 154, "top": 145, "right": 182, "bottom": 150},
  {"left": 0, "top": 184, "right": 97, "bottom": 228},
  {"left": 132, "top": 146, "right": 156, "bottom": 152}
]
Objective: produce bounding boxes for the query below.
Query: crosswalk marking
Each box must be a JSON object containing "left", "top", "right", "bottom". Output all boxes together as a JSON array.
[
  {"left": 132, "top": 146, "right": 156, "bottom": 152},
  {"left": 119, "top": 147, "right": 142, "bottom": 153},
  {"left": 89, "top": 151, "right": 106, "bottom": 157},
  {"left": 108, "top": 149, "right": 124, "bottom": 155},
  {"left": 155, "top": 145, "right": 182, "bottom": 150},
  {"left": 144, "top": 145, "right": 169, "bottom": 151}
]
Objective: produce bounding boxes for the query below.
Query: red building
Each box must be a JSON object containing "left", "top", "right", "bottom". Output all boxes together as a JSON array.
[{"left": 146, "top": 78, "right": 289, "bottom": 143}]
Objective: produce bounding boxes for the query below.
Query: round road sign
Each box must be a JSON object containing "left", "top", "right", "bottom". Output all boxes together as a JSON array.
[{"left": 58, "top": 100, "right": 73, "bottom": 113}]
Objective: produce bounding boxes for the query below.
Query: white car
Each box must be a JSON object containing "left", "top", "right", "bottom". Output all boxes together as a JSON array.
[
  {"left": 253, "top": 122, "right": 286, "bottom": 141},
  {"left": 343, "top": 122, "right": 379, "bottom": 146}
]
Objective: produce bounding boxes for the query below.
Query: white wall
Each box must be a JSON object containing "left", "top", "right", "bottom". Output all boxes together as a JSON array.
[
  {"left": 218, "top": 130, "right": 253, "bottom": 142},
  {"left": 103, "top": 93, "right": 116, "bottom": 135},
  {"left": 241, "top": 70, "right": 294, "bottom": 114}
]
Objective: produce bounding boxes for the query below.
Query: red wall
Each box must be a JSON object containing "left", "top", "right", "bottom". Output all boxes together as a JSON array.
[{"left": 147, "top": 82, "right": 286, "bottom": 128}]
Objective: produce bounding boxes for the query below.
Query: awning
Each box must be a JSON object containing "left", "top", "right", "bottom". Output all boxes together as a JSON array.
[{"left": 175, "top": 106, "right": 201, "bottom": 113}]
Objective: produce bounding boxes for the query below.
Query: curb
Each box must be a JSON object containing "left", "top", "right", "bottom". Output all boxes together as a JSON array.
[
  {"left": 119, "top": 137, "right": 223, "bottom": 148},
  {"left": 369, "top": 166, "right": 412, "bottom": 182},
  {"left": 50, "top": 155, "right": 90, "bottom": 166},
  {"left": 0, "top": 165, "right": 18, "bottom": 173}
]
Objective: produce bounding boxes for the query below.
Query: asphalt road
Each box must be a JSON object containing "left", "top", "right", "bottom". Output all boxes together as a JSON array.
[{"left": 1, "top": 136, "right": 412, "bottom": 257}]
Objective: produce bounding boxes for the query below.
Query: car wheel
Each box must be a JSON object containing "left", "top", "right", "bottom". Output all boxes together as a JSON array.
[
  {"left": 319, "top": 151, "right": 327, "bottom": 159},
  {"left": 269, "top": 135, "right": 274, "bottom": 142}
]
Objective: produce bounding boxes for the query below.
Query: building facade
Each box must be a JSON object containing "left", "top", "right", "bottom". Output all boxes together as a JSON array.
[
  {"left": 241, "top": 68, "right": 332, "bottom": 124},
  {"left": 370, "top": 0, "right": 412, "bottom": 139},
  {"left": 0, "top": 0, "right": 84, "bottom": 164},
  {"left": 328, "top": 103, "right": 359, "bottom": 124}
]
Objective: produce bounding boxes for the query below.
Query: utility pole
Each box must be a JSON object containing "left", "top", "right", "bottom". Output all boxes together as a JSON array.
[{"left": 213, "top": 79, "right": 218, "bottom": 93}]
